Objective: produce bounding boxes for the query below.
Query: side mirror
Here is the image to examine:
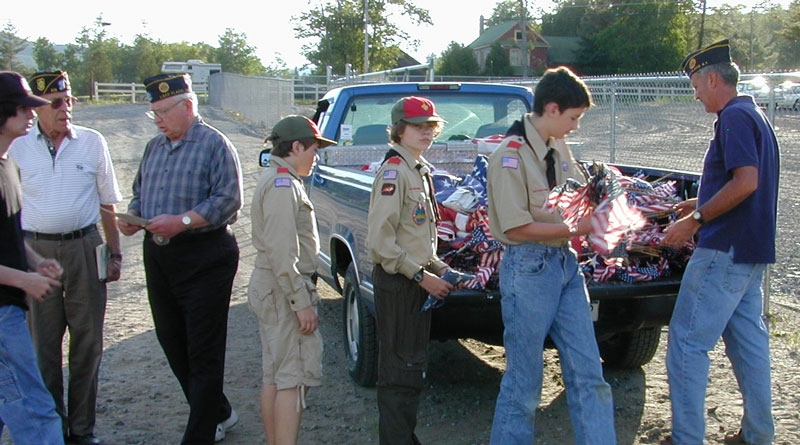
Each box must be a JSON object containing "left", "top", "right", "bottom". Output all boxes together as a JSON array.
[{"left": 259, "top": 149, "right": 270, "bottom": 168}]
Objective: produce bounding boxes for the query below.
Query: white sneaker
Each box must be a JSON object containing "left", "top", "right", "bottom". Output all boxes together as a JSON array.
[{"left": 214, "top": 409, "right": 239, "bottom": 442}]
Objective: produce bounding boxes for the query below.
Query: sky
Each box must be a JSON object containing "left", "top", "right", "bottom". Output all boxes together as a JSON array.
[{"left": 1, "top": 0, "right": 793, "bottom": 71}]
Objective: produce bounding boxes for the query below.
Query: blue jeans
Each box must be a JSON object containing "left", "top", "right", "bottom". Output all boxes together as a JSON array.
[
  {"left": 490, "top": 243, "right": 616, "bottom": 445},
  {"left": 667, "top": 247, "right": 774, "bottom": 445},
  {"left": 0, "top": 305, "right": 64, "bottom": 444}
]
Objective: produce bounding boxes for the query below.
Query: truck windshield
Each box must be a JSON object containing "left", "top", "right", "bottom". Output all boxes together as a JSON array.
[{"left": 336, "top": 93, "right": 529, "bottom": 146}]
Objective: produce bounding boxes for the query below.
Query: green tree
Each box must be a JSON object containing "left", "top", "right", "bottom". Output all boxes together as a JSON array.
[
  {"left": 0, "top": 23, "right": 28, "bottom": 71},
  {"left": 483, "top": 42, "right": 514, "bottom": 76},
  {"left": 216, "top": 28, "right": 266, "bottom": 75},
  {"left": 293, "top": 0, "right": 432, "bottom": 75},
  {"left": 487, "top": 0, "right": 534, "bottom": 26},
  {"left": 577, "top": 0, "right": 692, "bottom": 74},
  {"left": 436, "top": 41, "right": 480, "bottom": 76},
  {"left": 541, "top": 0, "right": 590, "bottom": 37},
  {"left": 33, "top": 37, "right": 61, "bottom": 71},
  {"left": 776, "top": 0, "right": 800, "bottom": 69}
]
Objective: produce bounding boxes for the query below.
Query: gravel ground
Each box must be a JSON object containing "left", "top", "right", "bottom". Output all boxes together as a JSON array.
[{"left": 2, "top": 102, "right": 798, "bottom": 445}]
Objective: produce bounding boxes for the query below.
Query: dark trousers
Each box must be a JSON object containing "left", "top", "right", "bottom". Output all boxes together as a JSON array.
[
  {"left": 26, "top": 230, "right": 106, "bottom": 437},
  {"left": 373, "top": 265, "right": 431, "bottom": 445},
  {"left": 143, "top": 228, "right": 238, "bottom": 445}
]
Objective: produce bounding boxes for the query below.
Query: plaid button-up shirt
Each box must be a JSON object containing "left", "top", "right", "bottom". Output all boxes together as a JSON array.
[{"left": 129, "top": 117, "right": 243, "bottom": 231}]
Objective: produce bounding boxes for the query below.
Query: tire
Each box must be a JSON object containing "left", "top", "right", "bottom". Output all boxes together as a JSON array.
[
  {"left": 342, "top": 264, "right": 378, "bottom": 387},
  {"left": 793, "top": 99, "right": 800, "bottom": 111},
  {"left": 598, "top": 327, "right": 661, "bottom": 368}
]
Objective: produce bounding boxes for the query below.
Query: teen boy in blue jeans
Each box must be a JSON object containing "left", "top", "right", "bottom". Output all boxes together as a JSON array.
[
  {"left": 486, "top": 66, "right": 616, "bottom": 445},
  {"left": 0, "top": 70, "right": 64, "bottom": 444}
]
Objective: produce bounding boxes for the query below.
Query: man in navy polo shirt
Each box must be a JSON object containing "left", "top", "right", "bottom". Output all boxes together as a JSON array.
[{"left": 660, "top": 40, "right": 779, "bottom": 445}]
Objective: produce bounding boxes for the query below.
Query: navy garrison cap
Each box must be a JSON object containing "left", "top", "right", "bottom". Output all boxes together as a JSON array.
[
  {"left": 30, "top": 71, "right": 71, "bottom": 95},
  {"left": 143, "top": 73, "right": 192, "bottom": 102},
  {"left": 681, "top": 39, "right": 731, "bottom": 77}
]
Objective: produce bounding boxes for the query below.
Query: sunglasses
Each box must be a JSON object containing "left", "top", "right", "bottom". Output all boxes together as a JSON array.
[{"left": 49, "top": 96, "right": 77, "bottom": 109}]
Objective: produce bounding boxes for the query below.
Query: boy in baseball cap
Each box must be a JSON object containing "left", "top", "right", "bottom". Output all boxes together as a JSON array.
[{"left": 247, "top": 114, "right": 333, "bottom": 445}]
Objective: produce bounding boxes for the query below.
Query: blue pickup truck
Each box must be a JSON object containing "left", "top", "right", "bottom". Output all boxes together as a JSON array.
[{"left": 302, "top": 82, "right": 700, "bottom": 387}]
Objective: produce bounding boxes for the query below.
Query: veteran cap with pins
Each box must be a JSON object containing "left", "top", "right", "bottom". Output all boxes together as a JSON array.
[
  {"left": 680, "top": 39, "right": 732, "bottom": 77},
  {"left": 143, "top": 73, "right": 193, "bottom": 103},
  {"left": 29, "top": 71, "right": 71, "bottom": 96}
]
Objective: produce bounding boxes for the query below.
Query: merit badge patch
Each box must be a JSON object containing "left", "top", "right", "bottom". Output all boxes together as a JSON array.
[
  {"left": 381, "top": 184, "right": 396, "bottom": 195},
  {"left": 275, "top": 177, "right": 291, "bottom": 188},
  {"left": 383, "top": 169, "right": 398, "bottom": 180},
  {"left": 412, "top": 203, "right": 427, "bottom": 225},
  {"left": 502, "top": 157, "right": 519, "bottom": 169}
]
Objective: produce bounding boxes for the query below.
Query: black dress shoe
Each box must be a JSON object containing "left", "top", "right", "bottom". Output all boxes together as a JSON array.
[{"left": 66, "top": 433, "right": 103, "bottom": 445}]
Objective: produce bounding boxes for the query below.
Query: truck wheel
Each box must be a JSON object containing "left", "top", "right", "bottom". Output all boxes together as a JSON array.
[
  {"left": 342, "top": 264, "right": 378, "bottom": 387},
  {"left": 598, "top": 327, "right": 661, "bottom": 368}
]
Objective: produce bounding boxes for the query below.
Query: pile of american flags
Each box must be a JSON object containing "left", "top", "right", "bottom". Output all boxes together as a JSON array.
[
  {"left": 545, "top": 163, "right": 695, "bottom": 284},
  {"left": 434, "top": 155, "right": 503, "bottom": 290},
  {"left": 433, "top": 158, "right": 695, "bottom": 289}
]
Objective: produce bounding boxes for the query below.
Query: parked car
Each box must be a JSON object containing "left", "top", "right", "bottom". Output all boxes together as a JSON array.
[
  {"left": 777, "top": 83, "right": 800, "bottom": 110},
  {"left": 738, "top": 79, "right": 784, "bottom": 108}
]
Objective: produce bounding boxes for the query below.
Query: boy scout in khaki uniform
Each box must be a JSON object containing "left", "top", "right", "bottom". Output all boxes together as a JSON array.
[
  {"left": 487, "top": 67, "right": 617, "bottom": 445},
  {"left": 367, "top": 96, "right": 456, "bottom": 445},
  {"left": 248, "top": 115, "right": 335, "bottom": 445}
]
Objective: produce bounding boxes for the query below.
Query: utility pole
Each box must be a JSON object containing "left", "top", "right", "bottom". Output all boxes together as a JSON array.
[
  {"left": 698, "top": 0, "right": 707, "bottom": 49},
  {"left": 363, "top": 0, "right": 370, "bottom": 73},
  {"left": 520, "top": 0, "right": 528, "bottom": 77}
]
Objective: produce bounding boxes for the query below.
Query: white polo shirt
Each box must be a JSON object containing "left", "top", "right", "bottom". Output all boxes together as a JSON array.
[{"left": 8, "top": 123, "right": 122, "bottom": 233}]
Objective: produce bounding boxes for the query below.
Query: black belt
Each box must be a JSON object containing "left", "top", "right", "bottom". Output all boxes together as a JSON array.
[{"left": 23, "top": 224, "right": 97, "bottom": 241}]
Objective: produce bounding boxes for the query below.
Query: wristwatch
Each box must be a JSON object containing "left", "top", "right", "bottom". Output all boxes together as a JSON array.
[
  {"left": 413, "top": 268, "right": 425, "bottom": 283},
  {"left": 181, "top": 214, "right": 192, "bottom": 229},
  {"left": 691, "top": 210, "right": 705, "bottom": 225}
]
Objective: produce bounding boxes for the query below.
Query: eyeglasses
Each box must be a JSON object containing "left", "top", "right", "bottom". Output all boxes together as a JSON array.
[
  {"left": 145, "top": 99, "right": 185, "bottom": 120},
  {"left": 49, "top": 96, "right": 76, "bottom": 109}
]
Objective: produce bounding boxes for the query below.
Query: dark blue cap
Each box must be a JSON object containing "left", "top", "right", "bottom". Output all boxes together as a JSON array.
[
  {"left": 681, "top": 39, "right": 731, "bottom": 77},
  {"left": 143, "top": 73, "right": 192, "bottom": 102}
]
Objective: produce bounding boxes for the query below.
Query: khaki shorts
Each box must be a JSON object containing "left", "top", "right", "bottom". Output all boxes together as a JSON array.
[{"left": 247, "top": 269, "right": 323, "bottom": 390}]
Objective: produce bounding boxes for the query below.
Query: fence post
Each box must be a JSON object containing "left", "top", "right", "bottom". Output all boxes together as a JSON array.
[
  {"left": 131, "top": 83, "right": 136, "bottom": 103},
  {"left": 610, "top": 82, "right": 617, "bottom": 163},
  {"left": 93, "top": 82, "right": 98, "bottom": 101}
]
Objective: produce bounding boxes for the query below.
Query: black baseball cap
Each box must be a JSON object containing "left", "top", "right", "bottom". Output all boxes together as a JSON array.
[{"left": 0, "top": 71, "right": 51, "bottom": 107}]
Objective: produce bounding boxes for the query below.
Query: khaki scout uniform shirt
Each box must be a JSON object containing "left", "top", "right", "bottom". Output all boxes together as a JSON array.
[
  {"left": 251, "top": 156, "right": 320, "bottom": 311},
  {"left": 487, "top": 113, "right": 587, "bottom": 246},
  {"left": 367, "top": 144, "right": 448, "bottom": 280}
]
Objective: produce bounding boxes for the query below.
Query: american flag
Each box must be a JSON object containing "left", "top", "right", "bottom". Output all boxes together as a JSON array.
[{"left": 464, "top": 249, "right": 502, "bottom": 290}]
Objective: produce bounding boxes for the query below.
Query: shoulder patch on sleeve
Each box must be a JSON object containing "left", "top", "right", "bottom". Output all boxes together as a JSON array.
[
  {"left": 381, "top": 184, "right": 396, "bottom": 195},
  {"left": 387, "top": 157, "right": 402, "bottom": 164},
  {"left": 501, "top": 156, "right": 519, "bottom": 169},
  {"left": 277, "top": 167, "right": 290, "bottom": 173},
  {"left": 383, "top": 169, "right": 398, "bottom": 180},
  {"left": 274, "top": 177, "right": 292, "bottom": 188},
  {"left": 507, "top": 140, "right": 523, "bottom": 149}
]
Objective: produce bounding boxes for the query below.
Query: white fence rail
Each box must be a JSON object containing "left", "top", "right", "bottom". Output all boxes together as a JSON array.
[{"left": 93, "top": 82, "right": 209, "bottom": 102}]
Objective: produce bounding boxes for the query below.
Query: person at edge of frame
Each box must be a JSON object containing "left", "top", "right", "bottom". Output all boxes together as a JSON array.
[{"left": 0, "top": 70, "right": 64, "bottom": 445}]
